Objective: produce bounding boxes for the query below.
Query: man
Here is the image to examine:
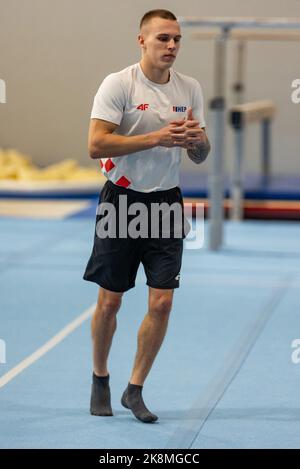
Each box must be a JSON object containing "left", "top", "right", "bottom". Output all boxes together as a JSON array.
[{"left": 83, "top": 9, "right": 210, "bottom": 423}]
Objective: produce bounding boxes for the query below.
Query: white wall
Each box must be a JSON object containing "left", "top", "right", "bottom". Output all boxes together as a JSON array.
[{"left": 0, "top": 0, "right": 299, "bottom": 176}]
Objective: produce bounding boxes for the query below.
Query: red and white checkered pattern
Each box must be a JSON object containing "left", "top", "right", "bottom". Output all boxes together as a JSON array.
[{"left": 100, "top": 158, "right": 131, "bottom": 188}]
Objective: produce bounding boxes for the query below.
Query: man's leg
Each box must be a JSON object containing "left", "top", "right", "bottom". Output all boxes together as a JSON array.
[
  {"left": 121, "top": 287, "right": 173, "bottom": 423},
  {"left": 92, "top": 287, "right": 123, "bottom": 376},
  {"left": 90, "top": 287, "right": 123, "bottom": 416},
  {"left": 130, "top": 287, "right": 173, "bottom": 385}
]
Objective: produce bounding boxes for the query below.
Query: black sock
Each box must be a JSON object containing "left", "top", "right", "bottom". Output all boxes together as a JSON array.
[
  {"left": 121, "top": 382, "right": 158, "bottom": 423},
  {"left": 90, "top": 372, "right": 113, "bottom": 416}
]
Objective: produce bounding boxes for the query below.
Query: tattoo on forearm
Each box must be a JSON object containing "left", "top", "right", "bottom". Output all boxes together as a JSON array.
[{"left": 187, "top": 138, "right": 211, "bottom": 164}]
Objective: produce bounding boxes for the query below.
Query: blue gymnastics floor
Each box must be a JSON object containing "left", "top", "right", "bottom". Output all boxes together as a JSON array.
[{"left": 0, "top": 216, "right": 300, "bottom": 448}]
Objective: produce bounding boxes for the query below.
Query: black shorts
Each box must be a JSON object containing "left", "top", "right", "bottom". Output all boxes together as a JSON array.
[{"left": 83, "top": 180, "right": 188, "bottom": 293}]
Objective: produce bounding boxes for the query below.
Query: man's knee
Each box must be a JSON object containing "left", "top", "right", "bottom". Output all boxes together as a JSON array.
[
  {"left": 96, "top": 288, "right": 123, "bottom": 316},
  {"left": 149, "top": 292, "right": 173, "bottom": 319}
]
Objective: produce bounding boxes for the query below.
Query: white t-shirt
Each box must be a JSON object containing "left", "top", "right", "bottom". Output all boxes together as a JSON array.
[{"left": 91, "top": 62, "right": 206, "bottom": 192}]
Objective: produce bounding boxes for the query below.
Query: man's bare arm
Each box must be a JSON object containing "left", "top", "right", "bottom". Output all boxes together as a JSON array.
[
  {"left": 88, "top": 119, "right": 161, "bottom": 159},
  {"left": 88, "top": 118, "right": 188, "bottom": 159}
]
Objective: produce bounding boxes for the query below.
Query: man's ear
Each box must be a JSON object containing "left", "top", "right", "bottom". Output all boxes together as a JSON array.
[{"left": 138, "top": 33, "right": 146, "bottom": 49}]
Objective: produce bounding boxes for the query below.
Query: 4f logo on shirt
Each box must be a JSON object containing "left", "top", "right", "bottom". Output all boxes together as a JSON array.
[
  {"left": 173, "top": 106, "right": 187, "bottom": 112},
  {"left": 136, "top": 104, "right": 149, "bottom": 111}
]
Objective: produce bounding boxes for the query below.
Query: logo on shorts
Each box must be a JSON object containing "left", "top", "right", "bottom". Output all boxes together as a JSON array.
[
  {"left": 175, "top": 273, "right": 180, "bottom": 281},
  {"left": 173, "top": 106, "right": 187, "bottom": 112}
]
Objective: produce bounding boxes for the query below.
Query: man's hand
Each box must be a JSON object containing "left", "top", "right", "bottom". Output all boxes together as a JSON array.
[
  {"left": 152, "top": 119, "right": 186, "bottom": 148},
  {"left": 168, "top": 107, "right": 211, "bottom": 164},
  {"left": 169, "top": 107, "right": 207, "bottom": 150},
  {"left": 151, "top": 107, "right": 211, "bottom": 165}
]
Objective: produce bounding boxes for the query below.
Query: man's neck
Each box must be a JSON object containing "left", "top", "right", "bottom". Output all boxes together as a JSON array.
[{"left": 139, "top": 59, "right": 170, "bottom": 85}]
